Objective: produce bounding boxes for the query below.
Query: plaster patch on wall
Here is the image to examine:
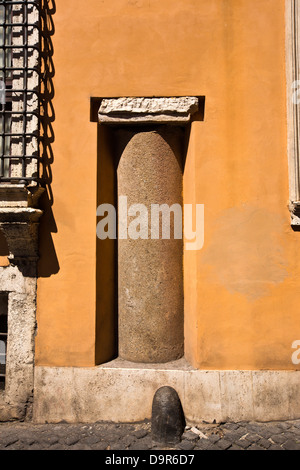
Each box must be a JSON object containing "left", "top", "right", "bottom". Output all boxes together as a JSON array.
[{"left": 201, "top": 205, "right": 289, "bottom": 300}]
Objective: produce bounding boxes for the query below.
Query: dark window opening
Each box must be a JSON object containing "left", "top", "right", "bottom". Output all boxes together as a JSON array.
[{"left": 0, "top": 293, "right": 8, "bottom": 391}]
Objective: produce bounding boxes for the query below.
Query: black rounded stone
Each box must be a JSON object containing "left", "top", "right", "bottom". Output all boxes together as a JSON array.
[{"left": 151, "top": 386, "right": 186, "bottom": 445}]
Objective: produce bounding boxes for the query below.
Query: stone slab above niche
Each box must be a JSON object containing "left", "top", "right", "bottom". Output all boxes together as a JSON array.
[{"left": 98, "top": 96, "right": 199, "bottom": 125}]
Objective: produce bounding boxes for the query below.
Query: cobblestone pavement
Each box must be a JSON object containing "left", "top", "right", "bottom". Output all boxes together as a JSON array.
[{"left": 0, "top": 419, "right": 300, "bottom": 451}]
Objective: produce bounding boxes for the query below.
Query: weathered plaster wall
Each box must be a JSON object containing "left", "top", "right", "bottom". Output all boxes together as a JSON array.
[{"left": 36, "top": 0, "right": 293, "bottom": 371}]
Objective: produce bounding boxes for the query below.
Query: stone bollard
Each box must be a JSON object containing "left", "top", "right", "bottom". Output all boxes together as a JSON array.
[{"left": 151, "top": 386, "right": 186, "bottom": 445}]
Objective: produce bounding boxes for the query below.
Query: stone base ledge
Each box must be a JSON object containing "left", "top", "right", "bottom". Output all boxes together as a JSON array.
[{"left": 32, "top": 361, "right": 300, "bottom": 424}]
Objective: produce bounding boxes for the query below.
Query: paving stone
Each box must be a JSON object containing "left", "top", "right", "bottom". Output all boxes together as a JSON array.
[
  {"left": 80, "top": 435, "right": 101, "bottom": 445},
  {"left": 19, "top": 436, "right": 37, "bottom": 446},
  {"left": 63, "top": 435, "right": 80, "bottom": 446},
  {"left": 268, "top": 444, "right": 284, "bottom": 451},
  {"left": 222, "top": 423, "right": 241, "bottom": 431},
  {"left": 133, "top": 429, "right": 149, "bottom": 439},
  {"left": 256, "top": 437, "right": 272, "bottom": 449},
  {"left": 245, "top": 433, "right": 261, "bottom": 443},
  {"left": 228, "top": 444, "right": 244, "bottom": 451},
  {"left": 109, "top": 442, "right": 128, "bottom": 450},
  {"left": 205, "top": 444, "right": 222, "bottom": 450},
  {"left": 194, "top": 440, "right": 212, "bottom": 451},
  {"left": 154, "top": 445, "right": 177, "bottom": 451},
  {"left": 39, "top": 435, "right": 59, "bottom": 446},
  {"left": 247, "top": 444, "right": 265, "bottom": 450},
  {"left": 270, "top": 434, "right": 288, "bottom": 444},
  {"left": 68, "top": 443, "right": 92, "bottom": 451},
  {"left": 207, "top": 433, "right": 221, "bottom": 443},
  {"left": 282, "top": 440, "right": 300, "bottom": 450},
  {"left": 101, "top": 431, "right": 123, "bottom": 442},
  {"left": 8, "top": 442, "right": 25, "bottom": 450},
  {"left": 236, "top": 438, "right": 251, "bottom": 449},
  {"left": 224, "top": 430, "right": 247, "bottom": 443},
  {"left": 255, "top": 428, "right": 274, "bottom": 439},
  {"left": 247, "top": 423, "right": 268, "bottom": 434},
  {"left": 277, "top": 422, "right": 292, "bottom": 431},
  {"left": 112, "top": 427, "right": 135, "bottom": 440},
  {"left": 280, "top": 431, "right": 299, "bottom": 441},
  {"left": 263, "top": 425, "right": 282, "bottom": 435},
  {"left": 93, "top": 441, "right": 110, "bottom": 450},
  {"left": 181, "top": 431, "right": 200, "bottom": 442},
  {"left": 289, "top": 426, "right": 300, "bottom": 435},
  {"left": 246, "top": 423, "right": 261, "bottom": 431},
  {"left": 120, "top": 435, "right": 136, "bottom": 447},
  {"left": 233, "top": 427, "right": 249, "bottom": 438},
  {"left": 177, "top": 440, "right": 195, "bottom": 451},
  {"left": 129, "top": 437, "right": 153, "bottom": 450},
  {"left": 2, "top": 435, "right": 18, "bottom": 447},
  {"left": 216, "top": 439, "right": 232, "bottom": 450},
  {"left": 28, "top": 443, "right": 48, "bottom": 450},
  {"left": 51, "top": 426, "right": 68, "bottom": 436}
]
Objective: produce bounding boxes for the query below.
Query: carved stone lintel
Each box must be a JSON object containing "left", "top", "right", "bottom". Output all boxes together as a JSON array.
[{"left": 98, "top": 96, "right": 199, "bottom": 125}]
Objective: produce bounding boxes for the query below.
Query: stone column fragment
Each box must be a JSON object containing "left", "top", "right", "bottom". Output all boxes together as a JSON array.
[{"left": 116, "top": 127, "right": 183, "bottom": 363}]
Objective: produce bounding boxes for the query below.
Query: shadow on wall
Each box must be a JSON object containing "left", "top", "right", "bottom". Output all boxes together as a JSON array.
[
  {"left": 0, "top": 230, "right": 9, "bottom": 258},
  {"left": 38, "top": 0, "right": 59, "bottom": 278}
]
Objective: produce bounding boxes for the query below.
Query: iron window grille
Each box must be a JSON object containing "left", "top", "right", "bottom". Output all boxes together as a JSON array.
[{"left": 0, "top": 0, "right": 40, "bottom": 184}]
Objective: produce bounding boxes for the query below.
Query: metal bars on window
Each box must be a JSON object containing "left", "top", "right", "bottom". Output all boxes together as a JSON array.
[{"left": 0, "top": 0, "right": 40, "bottom": 184}]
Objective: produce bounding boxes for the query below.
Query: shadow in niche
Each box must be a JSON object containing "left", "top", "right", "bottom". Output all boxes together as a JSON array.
[
  {"left": 292, "top": 223, "right": 300, "bottom": 232},
  {"left": 0, "top": 231, "right": 9, "bottom": 257},
  {"left": 37, "top": 0, "right": 59, "bottom": 278},
  {"left": 96, "top": 125, "right": 118, "bottom": 365},
  {"left": 0, "top": 231, "right": 9, "bottom": 269}
]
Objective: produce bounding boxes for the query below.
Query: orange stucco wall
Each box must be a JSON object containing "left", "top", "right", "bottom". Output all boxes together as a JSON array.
[{"left": 36, "top": 0, "right": 296, "bottom": 370}]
